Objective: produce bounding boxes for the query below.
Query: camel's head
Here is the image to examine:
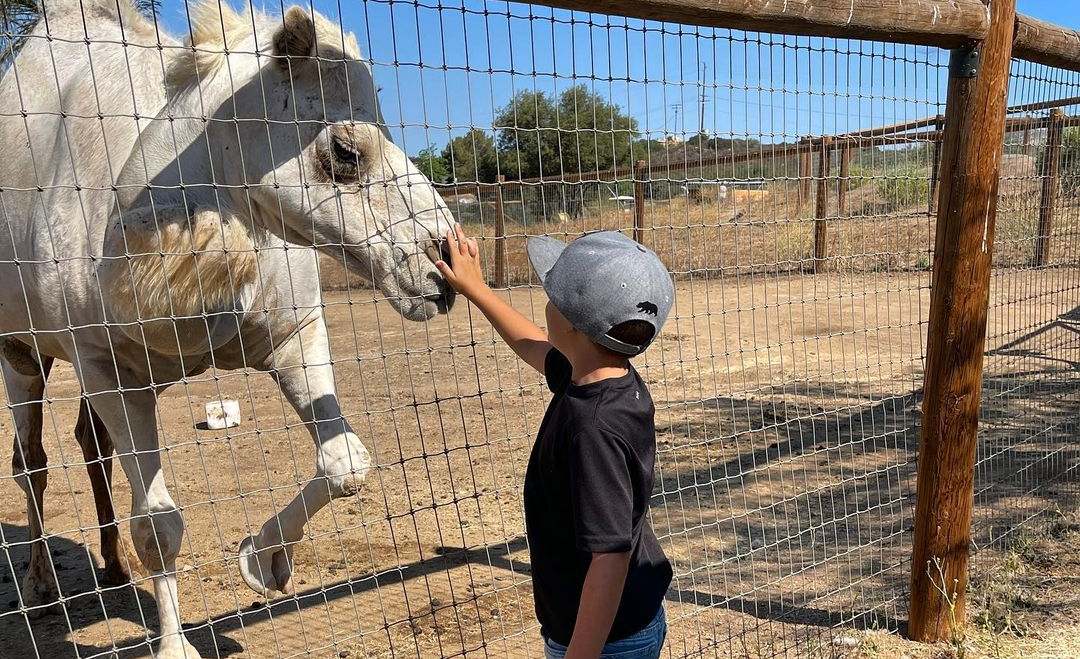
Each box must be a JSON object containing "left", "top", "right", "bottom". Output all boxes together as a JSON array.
[{"left": 168, "top": 2, "right": 455, "bottom": 320}]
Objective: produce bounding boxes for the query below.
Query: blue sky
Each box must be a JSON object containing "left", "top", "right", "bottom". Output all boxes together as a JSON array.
[{"left": 149, "top": 1, "right": 1080, "bottom": 157}]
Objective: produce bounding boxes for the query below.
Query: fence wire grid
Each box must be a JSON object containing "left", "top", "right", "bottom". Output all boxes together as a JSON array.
[{"left": 0, "top": 0, "right": 1076, "bottom": 657}]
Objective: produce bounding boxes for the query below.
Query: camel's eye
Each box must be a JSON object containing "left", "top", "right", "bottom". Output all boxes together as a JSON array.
[{"left": 321, "top": 134, "right": 366, "bottom": 184}]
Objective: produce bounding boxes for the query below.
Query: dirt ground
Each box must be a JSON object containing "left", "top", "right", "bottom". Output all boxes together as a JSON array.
[{"left": 0, "top": 265, "right": 1076, "bottom": 658}]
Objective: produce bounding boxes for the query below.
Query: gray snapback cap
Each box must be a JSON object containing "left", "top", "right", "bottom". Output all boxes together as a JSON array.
[{"left": 527, "top": 231, "right": 674, "bottom": 356}]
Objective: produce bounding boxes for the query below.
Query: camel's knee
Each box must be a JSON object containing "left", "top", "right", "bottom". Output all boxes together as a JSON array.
[
  {"left": 315, "top": 432, "right": 371, "bottom": 498},
  {"left": 75, "top": 401, "right": 113, "bottom": 459},
  {"left": 130, "top": 505, "right": 184, "bottom": 573}
]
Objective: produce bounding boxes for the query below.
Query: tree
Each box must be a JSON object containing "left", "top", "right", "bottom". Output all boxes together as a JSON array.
[
  {"left": 494, "top": 85, "right": 638, "bottom": 179},
  {"left": 495, "top": 90, "right": 561, "bottom": 179},
  {"left": 411, "top": 145, "right": 450, "bottom": 184},
  {"left": 556, "top": 85, "right": 637, "bottom": 175},
  {"left": 441, "top": 128, "right": 499, "bottom": 183}
]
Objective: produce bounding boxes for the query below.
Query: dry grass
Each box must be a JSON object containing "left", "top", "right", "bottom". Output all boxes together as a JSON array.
[
  {"left": 813, "top": 513, "right": 1080, "bottom": 659},
  {"left": 314, "top": 175, "right": 1079, "bottom": 292}
]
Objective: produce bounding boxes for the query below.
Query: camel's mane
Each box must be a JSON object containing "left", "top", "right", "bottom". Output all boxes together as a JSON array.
[{"left": 166, "top": 1, "right": 361, "bottom": 91}]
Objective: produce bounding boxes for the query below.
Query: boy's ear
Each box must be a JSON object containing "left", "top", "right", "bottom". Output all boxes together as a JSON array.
[{"left": 272, "top": 6, "right": 317, "bottom": 70}]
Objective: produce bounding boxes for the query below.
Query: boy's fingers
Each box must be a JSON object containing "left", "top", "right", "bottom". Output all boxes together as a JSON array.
[
  {"left": 434, "top": 259, "right": 452, "bottom": 279},
  {"left": 454, "top": 224, "right": 468, "bottom": 255},
  {"left": 444, "top": 228, "right": 459, "bottom": 259},
  {"left": 467, "top": 238, "right": 478, "bottom": 258}
]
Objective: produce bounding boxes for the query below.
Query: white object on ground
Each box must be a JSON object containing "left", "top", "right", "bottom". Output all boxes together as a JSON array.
[{"left": 204, "top": 400, "right": 241, "bottom": 429}]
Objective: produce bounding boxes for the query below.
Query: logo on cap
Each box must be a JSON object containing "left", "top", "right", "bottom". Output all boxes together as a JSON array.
[{"left": 637, "top": 301, "right": 658, "bottom": 316}]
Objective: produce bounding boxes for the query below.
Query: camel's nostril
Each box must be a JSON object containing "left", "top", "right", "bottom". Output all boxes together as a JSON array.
[{"left": 439, "top": 239, "right": 453, "bottom": 264}]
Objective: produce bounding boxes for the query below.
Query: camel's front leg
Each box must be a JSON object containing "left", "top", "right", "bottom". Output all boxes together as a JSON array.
[
  {"left": 77, "top": 363, "right": 201, "bottom": 659},
  {"left": 238, "top": 320, "right": 371, "bottom": 596}
]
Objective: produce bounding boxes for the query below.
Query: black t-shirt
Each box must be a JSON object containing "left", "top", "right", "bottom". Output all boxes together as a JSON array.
[{"left": 523, "top": 348, "right": 673, "bottom": 646}]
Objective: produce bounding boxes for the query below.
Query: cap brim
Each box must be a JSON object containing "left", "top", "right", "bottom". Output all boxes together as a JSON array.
[{"left": 526, "top": 235, "right": 567, "bottom": 283}]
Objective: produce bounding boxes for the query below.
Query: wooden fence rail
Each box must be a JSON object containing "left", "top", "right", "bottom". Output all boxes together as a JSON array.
[
  {"left": 526, "top": 0, "right": 1080, "bottom": 73},
  {"left": 447, "top": 101, "right": 1071, "bottom": 286}
]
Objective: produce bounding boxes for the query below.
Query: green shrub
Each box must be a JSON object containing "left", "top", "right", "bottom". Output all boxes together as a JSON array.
[
  {"left": 845, "top": 162, "right": 874, "bottom": 189},
  {"left": 875, "top": 164, "right": 930, "bottom": 210},
  {"left": 1057, "top": 128, "right": 1080, "bottom": 196}
]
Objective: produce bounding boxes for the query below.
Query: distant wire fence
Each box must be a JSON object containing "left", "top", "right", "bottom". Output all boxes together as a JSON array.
[{"left": 0, "top": 0, "right": 1076, "bottom": 658}]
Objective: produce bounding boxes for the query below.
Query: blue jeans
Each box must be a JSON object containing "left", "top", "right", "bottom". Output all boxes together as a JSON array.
[{"left": 543, "top": 607, "right": 666, "bottom": 659}]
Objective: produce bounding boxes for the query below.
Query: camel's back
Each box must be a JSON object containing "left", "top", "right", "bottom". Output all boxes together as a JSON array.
[{"left": 0, "top": 0, "right": 177, "bottom": 338}]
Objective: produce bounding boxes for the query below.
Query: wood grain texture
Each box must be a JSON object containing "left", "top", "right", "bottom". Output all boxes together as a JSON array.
[
  {"left": 633, "top": 160, "right": 647, "bottom": 244},
  {"left": 837, "top": 145, "right": 852, "bottom": 218},
  {"left": 908, "top": 0, "right": 1017, "bottom": 643},
  {"left": 930, "top": 119, "right": 944, "bottom": 212},
  {"left": 813, "top": 137, "right": 832, "bottom": 271},
  {"left": 1015, "top": 14, "right": 1080, "bottom": 73},
  {"left": 526, "top": 2, "right": 1080, "bottom": 73},
  {"left": 529, "top": 0, "right": 988, "bottom": 48},
  {"left": 1035, "top": 109, "right": 1064, "bottom": 268},
  {"left": 799, "top": 146, "right": 813, "bottom": 211},
  {"left": 494, "top": 174, "right": 507, "bottom": 288}
]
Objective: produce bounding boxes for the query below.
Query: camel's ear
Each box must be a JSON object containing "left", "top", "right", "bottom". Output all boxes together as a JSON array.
[{"left": 272, "top": 6, "right": 317, "bottom": 70}]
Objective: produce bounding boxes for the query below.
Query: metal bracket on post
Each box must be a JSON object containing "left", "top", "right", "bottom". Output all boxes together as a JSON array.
[{"left": 949, "top": 45, "right": 981, "bottom": 78}]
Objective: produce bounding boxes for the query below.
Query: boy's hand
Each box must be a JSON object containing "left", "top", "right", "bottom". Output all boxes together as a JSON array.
[
  {"left": 434, "top": 224, "right": 488, "bottom": 300},
  {"left": 433, "top": 223, "right": 549, "bottom": 373}
]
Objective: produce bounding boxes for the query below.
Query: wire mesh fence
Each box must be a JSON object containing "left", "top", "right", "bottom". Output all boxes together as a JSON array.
[{"left": 0, "top": 0, "right": 1075, "bottom": 657}]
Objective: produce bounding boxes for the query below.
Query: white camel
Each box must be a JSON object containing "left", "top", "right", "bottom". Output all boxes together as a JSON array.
[{"left": 0, "top": 0, "right": 455, "bottom": 655}]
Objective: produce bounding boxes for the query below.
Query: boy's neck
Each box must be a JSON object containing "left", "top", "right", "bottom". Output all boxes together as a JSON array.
[{"left": 569, "top": 350, "right": 630, "bottom": 386}]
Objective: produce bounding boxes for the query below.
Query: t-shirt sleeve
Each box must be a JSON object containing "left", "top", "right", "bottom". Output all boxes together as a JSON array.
[
  {"left": 567, "top": 427, "right": 634, "bottom": 553},
  {"left": 544, "top": 348, "right": 572, "bottom": 394}
]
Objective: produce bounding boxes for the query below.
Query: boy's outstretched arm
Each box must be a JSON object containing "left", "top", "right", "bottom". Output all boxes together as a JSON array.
[{"left": 435, "top": 225, "right": 551, "bottom": 373}]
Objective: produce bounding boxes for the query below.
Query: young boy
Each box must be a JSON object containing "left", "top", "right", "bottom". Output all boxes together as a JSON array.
[{"left": 434, "top": 226, "right": 674, "bottom": 659}]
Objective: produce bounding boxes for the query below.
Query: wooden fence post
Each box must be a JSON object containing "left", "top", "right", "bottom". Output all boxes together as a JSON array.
[
  {"left": 813, "top": 136, "right": 832, "bottom": 271},
  {"left": 837, "top": 143, "right": 852, "bottom": 218},
  {"left": 633, "top": 160, "right": 647, "bottom": 244},
  {"left": 798, "top": 140, "right": 812, "bottom": 212},
  {"left": 930, "top": 118, "right": 944, "bottom": 212},
  {"left": 1035, "top": 108, "right": 1065, "bottom": 267},
  {"left": 908, "top": 0, "right": 1017, "bottom": 644},
  {"left": 494, "top": 175, "right": 507, "bottom": 288}
]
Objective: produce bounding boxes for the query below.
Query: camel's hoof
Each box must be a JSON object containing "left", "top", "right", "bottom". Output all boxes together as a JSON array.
[
  {"left": 238, "top": 535, "right": 293, "bottom": 597},
  {"left": 20, "top": 572, "right": 61, "bottom": 618},
  {"left": 155, "top": 633, "right": 202, "bottom": 659}
]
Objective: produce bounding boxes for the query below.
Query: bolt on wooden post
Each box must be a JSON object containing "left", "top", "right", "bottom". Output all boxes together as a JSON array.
[
  {"left": 813, "top": 136, "right": 833, "bottom": 272},
  {"left": 494, "top": 175, "right": 507, "bottom": 288},
  {"left": 1035, "top": 108, "right": 1065, "bottom": 267},
  {"left": 908, "top": 0, "right": 1016, "bottom": 644}
]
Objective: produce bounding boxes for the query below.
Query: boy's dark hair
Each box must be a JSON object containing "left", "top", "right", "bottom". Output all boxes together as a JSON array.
[{"left": 600, "top": 319, "right": 656, "bottom": 355}]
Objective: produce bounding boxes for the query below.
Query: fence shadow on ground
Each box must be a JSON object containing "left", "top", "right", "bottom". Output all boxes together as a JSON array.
[
  {"left": 0, "top": 342, "right": 1075, "bottom": 657},
  {"left": 0, "top": 522, "right": 246, "bottom": 657}
]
